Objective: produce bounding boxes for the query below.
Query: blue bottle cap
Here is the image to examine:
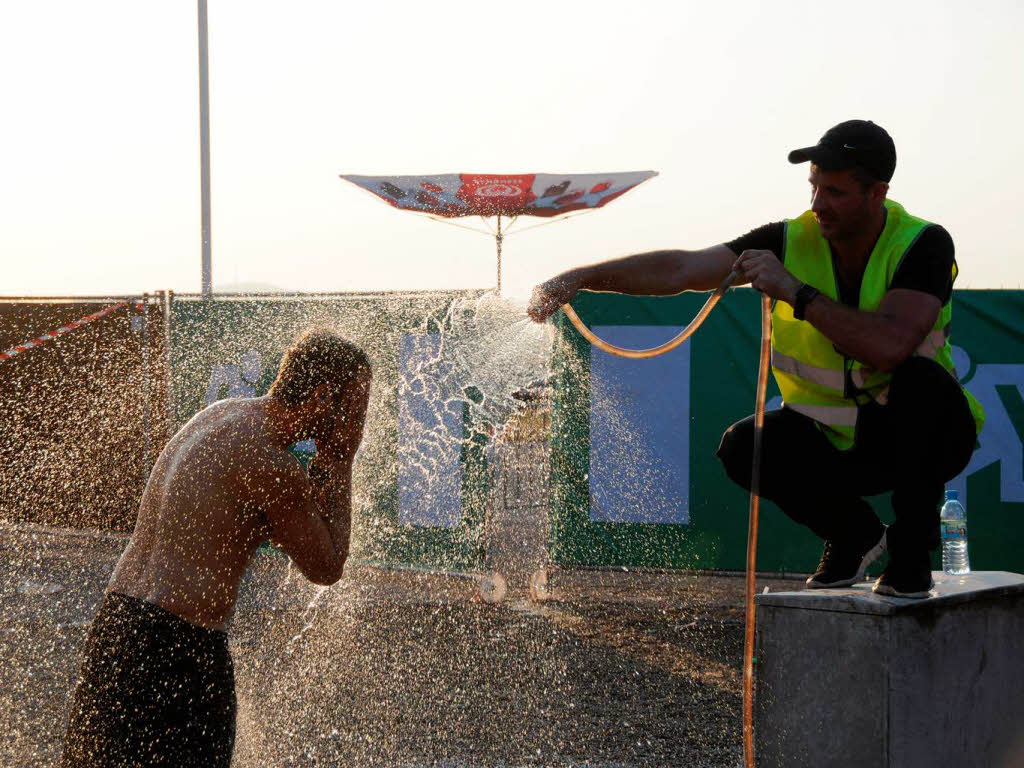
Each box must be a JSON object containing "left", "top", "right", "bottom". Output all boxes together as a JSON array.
[{"left": 944, "top": 489, "right": 960, "bottom": 501}]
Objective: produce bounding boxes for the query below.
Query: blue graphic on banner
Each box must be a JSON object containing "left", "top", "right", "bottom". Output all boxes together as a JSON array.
[
  {"left": 589, "top": 326, "right": 691, "bottom": 524},
  {"left": 398, "top": 334, "right": 463, "bottom": 528},
  {"left": 947, "top": 348, "right": 1024, "bottom": 507}
]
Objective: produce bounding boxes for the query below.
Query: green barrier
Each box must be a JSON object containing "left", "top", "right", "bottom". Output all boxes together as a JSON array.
[
  {"left": 551, "top": 289, "right": 1024, "bottom": 574},
  {"left": 167, "top": 289, "right": 1024, "bottom": 576}
]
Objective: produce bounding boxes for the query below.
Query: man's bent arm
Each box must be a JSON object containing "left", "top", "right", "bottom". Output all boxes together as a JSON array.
[
  {"left": 800, "top": 288, "right": 941, "bottom": 373},
  {"left": 255, "top": 454, "right": 349, "bottom": 586},
  {"left": 306, "top": 450, "right": 356, "bottom": 571},
  {"left": 733, "top": 249, "right": 941, "bottom": 372},
  {"left": 257, "top": 375, "right": 369, "bottom": 587},
  {"left": 304, "top": 376, "right": 370, "bottom": 573}
]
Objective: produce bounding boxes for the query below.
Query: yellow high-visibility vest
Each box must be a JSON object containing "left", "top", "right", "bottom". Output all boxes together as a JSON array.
[{"left": 772, "top": 199, "right": 985, "bottom": 450}]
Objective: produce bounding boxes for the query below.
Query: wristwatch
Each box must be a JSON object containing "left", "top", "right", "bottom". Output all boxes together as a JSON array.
[{"left": 793, "top": 283, "right": 821, "bottom": 321}]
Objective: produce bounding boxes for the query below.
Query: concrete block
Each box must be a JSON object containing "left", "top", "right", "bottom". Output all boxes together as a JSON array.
[{"left": 754, "top": 571, "right": 1024, "bottom": 768}]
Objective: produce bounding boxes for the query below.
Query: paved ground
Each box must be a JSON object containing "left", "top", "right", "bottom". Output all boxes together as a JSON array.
[{"left": 0, "top": 522, "right": 800, "bottom": 768}]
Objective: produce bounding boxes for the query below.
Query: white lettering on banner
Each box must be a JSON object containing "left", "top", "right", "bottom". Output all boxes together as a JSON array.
[
  {"left": 204, "top": 350, "right": 264, "bottom": 406},
  {"left": 947, "top": 358, "right": 1024, "bottom": 508}
]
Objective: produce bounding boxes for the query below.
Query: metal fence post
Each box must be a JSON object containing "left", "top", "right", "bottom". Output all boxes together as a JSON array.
[
  {"left": 163, "top": 290, "right": 175, "bottom": 440},
  {"left": 140, "top": 293, "right": 151, "bottom": 486}
]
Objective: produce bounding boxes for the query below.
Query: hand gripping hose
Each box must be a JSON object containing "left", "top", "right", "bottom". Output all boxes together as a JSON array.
[{"left": 561, "top": 272, "right": 771, "bottom": 768}]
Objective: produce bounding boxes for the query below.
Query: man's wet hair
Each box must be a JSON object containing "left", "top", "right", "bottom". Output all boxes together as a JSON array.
[{"left": 269, "top": 328, "right": 371, "bottom": 406}]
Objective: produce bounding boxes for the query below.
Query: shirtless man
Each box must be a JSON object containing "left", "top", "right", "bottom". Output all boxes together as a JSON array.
[{"left": 62, "top": 328, "right": 371, "bottom": 767}]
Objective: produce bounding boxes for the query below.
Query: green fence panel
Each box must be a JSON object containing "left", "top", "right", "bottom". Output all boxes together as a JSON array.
[
  {"left": 170, "top": 293, "right": 489, "bottom": 572},
  {"left": 551, "top": 288, "right": 1024, "bottom": 574}
]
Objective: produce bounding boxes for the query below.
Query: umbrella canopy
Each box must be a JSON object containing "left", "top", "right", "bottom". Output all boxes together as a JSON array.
[
  {"left": 340, "top": 171, "right": 657, "bottom": 218},
  {"left": 339, "top": 171, "right": 657, "bottom": 294}
]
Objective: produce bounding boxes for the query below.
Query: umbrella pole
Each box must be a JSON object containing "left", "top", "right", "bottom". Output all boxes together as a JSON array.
[{"left": 495, "top": 215, "right": 503, "bottom": 296}]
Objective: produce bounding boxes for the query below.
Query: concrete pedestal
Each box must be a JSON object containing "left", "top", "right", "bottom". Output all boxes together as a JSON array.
[{"left": 754, "top": 571, "right": 1024, "bottom": 768}]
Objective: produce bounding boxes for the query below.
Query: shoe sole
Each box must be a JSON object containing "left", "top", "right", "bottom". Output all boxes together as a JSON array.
[
  {"left": 872, "top": 577, "right": 935, "bottom": 600},
  {"left": 805, "top": 531, "right": 887, "bottom": 589}
]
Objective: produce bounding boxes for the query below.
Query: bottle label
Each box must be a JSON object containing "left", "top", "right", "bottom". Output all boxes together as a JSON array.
[{"left": 941, "top": 522, "right": 967, "bottom": 541}]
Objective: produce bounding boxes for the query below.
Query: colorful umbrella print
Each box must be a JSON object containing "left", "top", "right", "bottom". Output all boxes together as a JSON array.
[{"left": 340, "top": 171, "right": 657, "bottom": 293}]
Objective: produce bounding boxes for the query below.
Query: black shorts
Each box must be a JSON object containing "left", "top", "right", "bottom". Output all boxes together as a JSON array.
[{"left": 61, "top": 592, "right": 236, "bottom": 767}]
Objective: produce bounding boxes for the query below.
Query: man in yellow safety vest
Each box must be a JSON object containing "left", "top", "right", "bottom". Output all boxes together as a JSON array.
[{"left": 528, "top": 120, "right": 982, "bottom": 599}]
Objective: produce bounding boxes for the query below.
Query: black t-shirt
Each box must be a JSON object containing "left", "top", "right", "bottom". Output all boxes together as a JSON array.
[{"left": 724, "top": 220, "right": 956, "bottom": 306}]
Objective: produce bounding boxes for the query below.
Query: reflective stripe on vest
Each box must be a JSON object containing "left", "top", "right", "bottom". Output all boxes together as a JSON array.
[
  {"left": 786, "top": 401, "right": 858, "bottom": 427},
  {"left": 771, "top": 349, "right": 845, "bottom": 390}
]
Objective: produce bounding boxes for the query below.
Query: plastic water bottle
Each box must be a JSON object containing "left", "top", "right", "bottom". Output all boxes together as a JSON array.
[{"left": 940, "top": 489, "right": 970, "bottom": 575}]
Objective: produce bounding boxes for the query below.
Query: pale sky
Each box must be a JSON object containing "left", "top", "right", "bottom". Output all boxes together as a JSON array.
[{"left": 2, "top": 0, "right": 1022, "bottom": 298}]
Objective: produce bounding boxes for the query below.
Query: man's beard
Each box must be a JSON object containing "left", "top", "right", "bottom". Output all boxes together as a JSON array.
[{"left": 826, "top": 203, "right": 872, "bottom": 243}]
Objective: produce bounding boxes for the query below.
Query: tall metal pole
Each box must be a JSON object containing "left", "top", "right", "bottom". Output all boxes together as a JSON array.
[{"left": 198, "top": 0, "right": 212, "bottom": 299}]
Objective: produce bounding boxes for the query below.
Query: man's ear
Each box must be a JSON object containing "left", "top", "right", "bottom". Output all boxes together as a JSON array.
[{"left": 872, "top": 181, "right": 890, "bottom": 205}]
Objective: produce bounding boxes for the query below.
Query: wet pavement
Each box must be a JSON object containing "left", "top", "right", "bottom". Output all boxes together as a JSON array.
[{"left": 0, "top": 522, "right": 797, "bottom": 767}]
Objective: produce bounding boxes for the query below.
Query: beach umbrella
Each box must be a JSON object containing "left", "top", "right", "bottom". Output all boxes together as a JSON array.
[{"left": 340, "top": 171, "right": 657, "bottom": 294}]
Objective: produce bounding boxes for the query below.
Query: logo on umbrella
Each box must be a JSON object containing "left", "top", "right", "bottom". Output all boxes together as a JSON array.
[{"left": 475, "top": 183, "right": 524, "bottom": 198}]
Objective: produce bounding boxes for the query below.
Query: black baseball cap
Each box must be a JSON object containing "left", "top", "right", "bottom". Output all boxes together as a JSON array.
[{"left": 788, "top": 120, "right": 897, "bottom": 183}]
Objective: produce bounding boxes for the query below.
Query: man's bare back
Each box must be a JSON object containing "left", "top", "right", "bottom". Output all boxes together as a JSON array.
[
  {"left": 109, "top": 399, "right": 283, "bottom": 629},
  {"left": 109, "top": 362, "right": 370, "bottom": 630}
]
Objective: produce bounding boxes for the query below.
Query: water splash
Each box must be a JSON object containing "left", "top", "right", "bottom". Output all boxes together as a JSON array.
[{"left": 0, "top": 291, "right": 750, "bottom": 767}]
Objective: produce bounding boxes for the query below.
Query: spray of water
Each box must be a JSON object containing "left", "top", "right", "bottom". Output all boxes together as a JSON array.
[{"left": 0, "top": 290, "right": 751, "bottom": 767}]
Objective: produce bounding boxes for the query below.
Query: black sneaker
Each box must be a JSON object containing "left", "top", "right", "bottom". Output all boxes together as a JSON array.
[
  {"left": 872, "top": 552, "right": 934, "bottom": 599},
  {"left": 806, "top": 528, "right": 887, "bottom": 589}
]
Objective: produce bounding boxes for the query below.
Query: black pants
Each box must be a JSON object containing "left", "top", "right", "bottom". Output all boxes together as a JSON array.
[
  {"left": 62, "top": 592, "right": 236, "bottom": 768},
  {"left": 717, "top": 356, "right": 977, "bottom": 557}
]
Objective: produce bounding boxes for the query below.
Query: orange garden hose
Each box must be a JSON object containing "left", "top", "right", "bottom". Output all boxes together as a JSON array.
[
  {"left": 561, "top": 274, "right": 771, "bottom": 768},
  {"left": 742, "top": 293, "right": 771, "bottom": 767},
  {"left": 560, "top": 271, "right": 737, "bottom": 359}
]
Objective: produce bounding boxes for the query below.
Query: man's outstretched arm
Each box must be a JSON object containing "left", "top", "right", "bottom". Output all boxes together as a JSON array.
[{"left": 528, "top": 245, "right": 738, "bottom": 322}]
